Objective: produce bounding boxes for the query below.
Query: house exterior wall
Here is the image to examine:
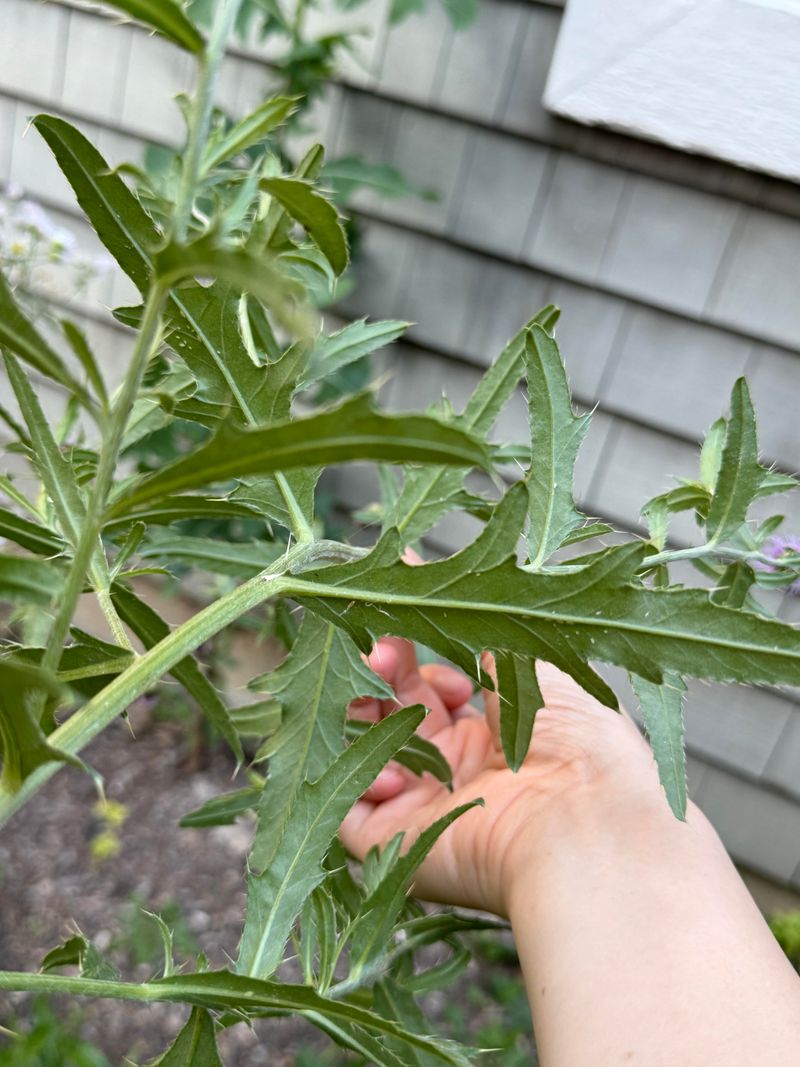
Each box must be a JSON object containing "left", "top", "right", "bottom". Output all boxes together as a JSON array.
[{"left": 1, "top": 0, "right": 799, "bottom": 892}]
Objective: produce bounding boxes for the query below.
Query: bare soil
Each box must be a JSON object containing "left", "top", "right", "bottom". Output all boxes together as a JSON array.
[{"left": 0, "top": 708, "right": 535, "bottom": 1065}]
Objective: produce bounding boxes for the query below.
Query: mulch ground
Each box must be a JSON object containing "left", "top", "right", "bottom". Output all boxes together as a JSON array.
[{"left": 0, "top": 706, "right": 536, "bottom": 1065}]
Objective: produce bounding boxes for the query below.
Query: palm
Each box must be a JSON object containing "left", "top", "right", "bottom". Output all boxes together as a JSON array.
[{"left": 343, "top": 638, "right": 653, "bottom": 916}]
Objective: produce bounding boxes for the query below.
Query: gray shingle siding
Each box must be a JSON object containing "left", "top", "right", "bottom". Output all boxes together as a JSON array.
[{"left": 1, "top": 0, "right": 799, "bottom": 887}]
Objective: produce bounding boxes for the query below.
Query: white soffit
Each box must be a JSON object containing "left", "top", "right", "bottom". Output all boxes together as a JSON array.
[{"left": 545, "top": 0, "right": 800, "bottom": 182}]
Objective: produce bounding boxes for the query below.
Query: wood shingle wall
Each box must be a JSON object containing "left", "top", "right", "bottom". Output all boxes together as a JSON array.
[{"left": 1, "top": 0, "right": 799, "bottom": 891}]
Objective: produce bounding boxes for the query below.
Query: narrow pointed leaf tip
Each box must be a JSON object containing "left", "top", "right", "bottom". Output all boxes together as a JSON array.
[
  {"left": 632, "top": 672, "right": 688, "bottom": 820},
  {"left": 525, "top": 324, "right": 590, "bottom": 568},
  {"left": 385, "top": 306, "right": 558, "bottom": 543},
  {"left": 261, "top": 176, "right": 349, "bottom": 275},
  {"left": 706, "top": 378, "right": 761, "bottom": 545},
  {"left": 203, "top": 96, "right": 300, "bottom": 172},
  {"left": 99, "top": 1, "right": 204, "bottom": 54},
  {"left": 149, "top": 1008, "right": 222, "bottom": 1066}
]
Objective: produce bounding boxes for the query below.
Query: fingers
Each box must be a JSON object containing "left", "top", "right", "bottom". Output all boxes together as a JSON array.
[
  {"left": 402, "top": 547, "right": 425, "bottom": 566},
  {"left": 366, "top": 638, "right": 402, "bottom": 685},
  {"left": 340, "top": 799, "right": 374, "bottom": 861},
  {"left": 364, "top": 637, "right": 452, "bottom": 739},
  {"left": 419, "top": 663, "right": 473, "bottom": 711},
  {"left": 362, "top": 764, "right": 406, "bottom": 803},
  {"left": 348, "top": 696, "right": 382, "bottom": 723}
]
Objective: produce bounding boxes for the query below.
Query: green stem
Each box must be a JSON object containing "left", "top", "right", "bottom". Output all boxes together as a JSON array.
[
  {"left": 95, "top": 587, "right": 135, "bottom": 651},
  {"left": 275, "top": 472, "right": 315, "bottom": 542},
  {"left": 40, "top": 285, "right": 168, "bottom": 672},
  {"left": 0, "top": 555, "right": 300, "bottom": 828},
  {"left": 643, "top": 543, "right": 799, "bottom": 571},
  {"left": 0, "top": 973, "right": 156, "bottom": 1003},
  {"left": 173, "top": 0, "right": 246, "bottom": 242}
]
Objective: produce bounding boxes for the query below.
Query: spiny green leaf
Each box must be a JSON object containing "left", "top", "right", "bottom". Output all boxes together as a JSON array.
[
  {"left": 139, "top": 534, "right": 284, "bottom": 579},
  {"left": 385, "top": 307, "right": 559, "bottom": 543},
  {"left": 103, "top": 496, "right": 262, "bottom": 536},
  {"left": 261, "top": 176, "right": 349, "bottom": 275},
  {"left": 284, "top": 483, "right": 800, "bottom": 699},
  {"left": 3, "top": 353, "right": 87, "bottom": 549},
  {"left": 706, "top": 379, "right": 762, "bottom": 544},
  {"left": 631, "top": 672, "right": 688, "bottom": 820},
  {"left": 756, "top": 470, "right": 798, "bottom": 498},
  {"left": 373, "top": 979, "right": 441, "bottom": 1067},
  {"left": 33, "top": 114, "right": 155, "bottom": 294},
  {"left": 99, "top": 0, "right": 204, "bottom": 53},
  {"left": 40, "top": 932, "right": 119, "bottom": 981},
  {"left": 299, "top": 885, "right": 339, "bottom": 989},
  {"left": 149, "top": 1008, "right": 222, "bottom": 1066},
  {"left": 345, "top": 719, "right": 452, "bottom": 786},
  {"left": 0, "top": 555, "right": 63, "bottom": 606},
  {"left": 108, "top": 393, "right": 490, "bottom": 517},
  {"left": 0, "top": 657, "right": 81, "bottom": 792},
  {"left": 30, "top": 118, "right": 280, "bottom": 423},
  {"left": 154, "top": 237, "right": 309, "bottom": 335},
  {"left": 62, "top": 320, "right": 108, "bottom": 408},
  {"left": 111, "top": 586, "right": 243, "bottom": 763},
  {"left": 700, "top": 417, "right": 727, "bottom": 492},
  {"left": 559, "top": 521, "right": 615, "bottom": 548},
  {"left": 248, "top": 613, "right": 392, "bottom": 872},
  {"left": 403, "top": 947, "right": 471, "bottom": 994},
  {"left": 711, "top": 561, "right": 757, "bottom": 608},
  {"left": 495, "top": 651, "right": 543, "bottom": 772},
  {"left": 300, "top": 319, "right": 410, "bottom": 389},
  {"left": 230, "top": 699, "right": 282, "bottom": 739},
  {"left": 203, "top": 96, "right": 300, "bottom": 172},
  {"left": 143, "top": 910, "right": 177, "bottom": 980},
  {"left": 524, "top": 325, "right": 590, "bottom": 568},
  {"left": 322, "top": 155, "right": 424, "bottom": 202},
  {"left": 13, "top": 636, "right": 133, "bottom": 699},
  {"left": 312, "top": 1017, "right": 409, "bottom": 1067},
  {"left": 180, "top": 786, "right": 262, "bottom": 829},
  {"left": 0, "top": 272, "right": 89, "bottom": 404},
  {"left": 0, "top": 507, "right": 64, "bottom": 557},
  {"left": 346, "top": 803, "right": 480, "bottom": 984},
  {"left": 238, "top": 705, "right": 425, "bottom": 979}
]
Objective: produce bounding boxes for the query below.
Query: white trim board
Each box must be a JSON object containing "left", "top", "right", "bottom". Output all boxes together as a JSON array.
[{"left": 545, "top": 0, "right": 800, "bottom": 182}]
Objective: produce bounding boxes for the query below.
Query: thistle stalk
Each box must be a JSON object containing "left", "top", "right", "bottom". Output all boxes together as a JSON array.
[{"left": 173, "top": 0, "right": 246, "bottom": 243}]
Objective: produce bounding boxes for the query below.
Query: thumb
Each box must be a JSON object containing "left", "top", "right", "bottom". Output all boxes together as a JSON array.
[{"left": 480, "top": 651, "right": 503, "bottom": 753}]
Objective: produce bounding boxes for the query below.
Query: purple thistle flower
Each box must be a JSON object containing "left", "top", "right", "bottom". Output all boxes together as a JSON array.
[{"left": 755, "top": 534, "right": 800, "bottom": 596}]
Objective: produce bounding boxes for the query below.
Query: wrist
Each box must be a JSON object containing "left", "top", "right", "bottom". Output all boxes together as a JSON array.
[{"left": 501, "top": 772, "right": 695, "bottom": 917}]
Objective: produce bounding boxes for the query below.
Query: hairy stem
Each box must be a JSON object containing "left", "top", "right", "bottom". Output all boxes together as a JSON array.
[
  {"left": 643, "top": 543, "right": 799, "bottom": 572},
  {"left": 0, "top": 973, "right": 157, "bottom": 1003},
  {"left": 40, "top": 286, "right": 167, "bottom": 673},
  {"left": 275, "top": 472, "right": 315, "bottom": 542},
  {"left": 95, "top": 586, "right": 135, "bottom": 651},
  {"left": 173, "top": 0, "right": 245, "bottom": 242}
]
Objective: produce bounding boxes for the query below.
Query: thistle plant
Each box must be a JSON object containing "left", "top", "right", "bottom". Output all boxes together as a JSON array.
[{"left": 0, "top": 1, "right": 799, "bottom": 1062}]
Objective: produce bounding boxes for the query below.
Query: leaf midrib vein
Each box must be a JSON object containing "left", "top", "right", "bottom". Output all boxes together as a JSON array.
[{"left": 287, "top": 580, "right": 800, "bottom": 661}]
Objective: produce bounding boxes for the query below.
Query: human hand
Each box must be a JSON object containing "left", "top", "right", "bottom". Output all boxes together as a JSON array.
[{"left": 343, "top": 638, "right": 664, "bottom": 917}]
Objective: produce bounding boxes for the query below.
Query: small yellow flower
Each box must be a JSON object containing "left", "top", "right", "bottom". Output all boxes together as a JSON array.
[
  {"left": 94, "top": 798, "right": 129, "bottom": 828},
  {"left": 90, "top": 829, "right": 121, "bottom": 862}
]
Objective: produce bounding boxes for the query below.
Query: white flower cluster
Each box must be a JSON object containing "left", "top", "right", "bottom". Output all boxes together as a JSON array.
[{"left": 0, "top": 183, "right": 111, "bottom": 294}]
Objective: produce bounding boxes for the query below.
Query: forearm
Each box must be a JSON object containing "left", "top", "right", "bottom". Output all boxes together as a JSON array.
[{"left": 508, "top": 790, "right": 800, "bottom": 1066}]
